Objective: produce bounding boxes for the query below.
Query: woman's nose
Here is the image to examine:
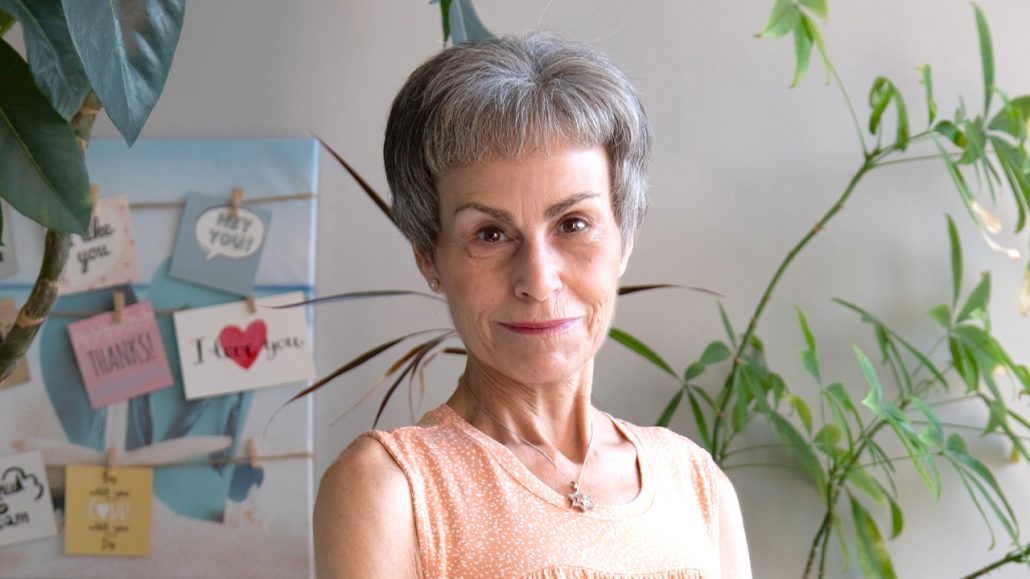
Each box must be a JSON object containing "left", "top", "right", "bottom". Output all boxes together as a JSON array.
[{"left": 512, "top": 237, "right": 563, "bottom": 301}]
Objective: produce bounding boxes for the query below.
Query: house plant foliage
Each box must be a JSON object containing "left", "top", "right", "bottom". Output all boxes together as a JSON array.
[{"left": 0, "top": 0, "right": 184, "bottom": 379}]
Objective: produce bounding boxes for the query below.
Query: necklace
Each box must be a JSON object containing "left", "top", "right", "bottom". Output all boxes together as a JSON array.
[{"left": 463, "top": 378, "right": 596, "bottom": 512}]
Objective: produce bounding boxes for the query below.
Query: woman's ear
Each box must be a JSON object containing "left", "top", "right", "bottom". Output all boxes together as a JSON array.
[
  {"left": 619, "top": 237, "right": 634, "bottom": 277},
  {"left": 413, "top": 247, "right": 440, "bottom": 288}
]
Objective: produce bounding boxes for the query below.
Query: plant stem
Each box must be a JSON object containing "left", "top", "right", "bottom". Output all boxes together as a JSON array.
[
  {"left": 0, "top": 92, "right": 100, "bottom": 383},
  {"left": 710, "top": 156, "right": 877, "bottom": 462},
  {"left": 960, "top": 543, "right": 1030, "bottom": 578},
  {"left": 802, "top": 511, "right": 833, "bottom": 579}
]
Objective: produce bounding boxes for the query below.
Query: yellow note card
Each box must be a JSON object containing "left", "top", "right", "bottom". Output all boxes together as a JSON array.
[{"left": 64, "top": 465, "right": 152, "bottom": 556}]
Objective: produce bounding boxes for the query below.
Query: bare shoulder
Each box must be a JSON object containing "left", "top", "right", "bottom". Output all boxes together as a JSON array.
[{"left": 314, "top": 436, "right": 420, "bottom": 578}]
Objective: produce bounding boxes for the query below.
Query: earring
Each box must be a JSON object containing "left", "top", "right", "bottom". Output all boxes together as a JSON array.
[{"left": 429, "top": 278, "right": 441, "bottom": 292}]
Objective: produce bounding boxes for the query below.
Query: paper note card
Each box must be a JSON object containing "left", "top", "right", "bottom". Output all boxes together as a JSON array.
[
  {"left": 59, "top": 195, "right": 140, "bottom": 295},
  {"left": 67, "top": 301, "right": 174, "bottom": 409},
  {"left": 168, "top": 193, "right": 272, "bottom": 295},
  {"left": 0, "top": 298, "right": 31, "bottom": 388},
  {"left": 172, "top": 292, "right": 314, "bottom": 399},
  {"left": 0, "top": 451, "right": 58, "bottom": 547},
  {"left": 65, "top": 465, "right": 152, "bottom": 556},
  {"left": 0, "top": 201, "right": 18, "bottom": 279}
]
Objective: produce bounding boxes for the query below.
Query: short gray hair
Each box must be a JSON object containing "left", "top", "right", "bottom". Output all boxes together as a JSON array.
[{"left": 384, "top": 33, "right": 652, "bottom": 258}]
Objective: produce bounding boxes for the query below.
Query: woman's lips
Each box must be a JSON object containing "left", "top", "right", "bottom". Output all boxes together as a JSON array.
[{"left": 498, "top": 318, "right": 580, "bottom": 335}]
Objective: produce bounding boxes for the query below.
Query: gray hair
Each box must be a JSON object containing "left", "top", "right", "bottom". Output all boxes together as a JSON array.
[{"left": 384, "top": 33, "right": 652, "bottom": 258}]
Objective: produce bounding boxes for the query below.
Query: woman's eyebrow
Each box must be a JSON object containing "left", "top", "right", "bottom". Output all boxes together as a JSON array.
[{"left": 453, "top": 192, "right": 601, "bottom": 222}]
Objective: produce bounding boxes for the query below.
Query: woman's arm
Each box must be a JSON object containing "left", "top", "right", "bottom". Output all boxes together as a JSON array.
[
  {"left": 716, "top": 468, "right": 752, "bottom": 579},
  {"left": 314, "top": 436, "right": 421, "bottom": 578}
]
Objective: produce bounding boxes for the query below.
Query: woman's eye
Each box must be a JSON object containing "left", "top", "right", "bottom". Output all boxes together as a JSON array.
[
  {"left": 475, "top": 226, "right": 509, "bottom": 243},
  {"left": 559, "top": 217, "right": 588, "bottom": 234}
]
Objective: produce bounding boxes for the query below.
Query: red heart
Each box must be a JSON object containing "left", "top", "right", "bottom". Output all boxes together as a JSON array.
[{"left": 218, "top": 320, "right": 267, "bottom": 370}]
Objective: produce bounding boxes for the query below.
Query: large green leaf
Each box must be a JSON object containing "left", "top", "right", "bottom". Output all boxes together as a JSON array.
[
  {"left": 63, "top": 0, "right": 185, "bottom": 145},
  {"left": 684, "top": 340, "right": 732, "bottom": 381},
  {"left": 955, "top": 272, "right": 990, "bottom": 324},
  {"left": 0, "top": 0, "right": 89, "bottom": 120},
  {"left": 758, "top": 0, "right": 798, "bottom": 39},
  {"left": 609, "top": 327, "right": 678, "bottom": 380},
  {"left": 947, "top": 215, "right": 962, "bottom": 308},
  {"left": 987, "top": 95, "right": 1030, "bottom": 137},
  {"left": 448, "top": 0, "right": 493, "bottom": 45},
  {"left": 0, "top": 38, "right": 90, "bottom": 234},
  {"left": 851, "top": 496, "right": 897, "bottom": 579},
  {"left": 769, "top": 412, "right": 826, "bottom": 489}
]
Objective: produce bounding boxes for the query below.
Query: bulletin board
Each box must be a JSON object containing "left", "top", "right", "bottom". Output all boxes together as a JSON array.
[{"left": 0, "top": 138, "right": 317, "bottom": 578}]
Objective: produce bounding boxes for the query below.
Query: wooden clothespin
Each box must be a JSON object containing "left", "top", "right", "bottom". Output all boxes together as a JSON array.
[
  {"left": 245, "top": 437, "right": 262, "bottom": 469},
  {"left": 245, "top": 295, "right": 258, "bottom": 315},
  {"left": 90, "top": 184, "right": 100, "bottom": 214},
  {"left": 230, "top": 186, "right": 245, "bottom": 219},
  {"left": 105, "top": 447, "right": 118, "bottom": 477},
  {"left": 112, "top": 291, "right": 125, "bottom": 324}
]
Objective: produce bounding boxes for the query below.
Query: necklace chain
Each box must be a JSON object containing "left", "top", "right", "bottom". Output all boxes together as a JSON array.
[{"left": 462, "top": 377, "right": 596, "bottom": 512}]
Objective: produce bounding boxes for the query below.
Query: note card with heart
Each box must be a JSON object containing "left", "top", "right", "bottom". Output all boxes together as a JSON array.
[
  {"left": 171, "top": 292, "right": 314, "bottom": 400},
  {"left": 67, "top": 301, "right": 175, "bottom": 408},
  {"left": 0, "top": 450, "right": 58, "bottom": 548},
  {"left": 168, "top": 193, "right": 272, "bottom": 295},
  {"left": 64, "top": 465, "right": 152, "bottom": 556},
  {"left": 59, "top": 195, "right": 140, "bottom": 295}
]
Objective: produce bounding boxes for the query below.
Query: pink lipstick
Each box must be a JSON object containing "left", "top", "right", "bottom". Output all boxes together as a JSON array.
[{"left": 499, "top": 318, "right": 580, "bottom": 335}]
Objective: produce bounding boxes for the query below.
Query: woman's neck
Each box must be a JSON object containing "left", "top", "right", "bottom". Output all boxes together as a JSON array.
[{"left": 446, "top": 357, "right": 595, "bottom": 461}]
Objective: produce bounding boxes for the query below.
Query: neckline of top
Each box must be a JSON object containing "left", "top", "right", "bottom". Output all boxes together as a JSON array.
[{"left": 429, "top": 403, "right": 656, "bottom": 519}]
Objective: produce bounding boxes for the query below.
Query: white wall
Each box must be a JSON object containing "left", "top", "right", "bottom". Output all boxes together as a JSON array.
[{"left": 58, "top": 1, "right": 1030, "bottom": 576}]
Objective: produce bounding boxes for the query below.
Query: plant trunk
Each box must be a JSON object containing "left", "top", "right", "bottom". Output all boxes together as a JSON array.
[{"left": 0, "top": 92, "right": 100, "bottom": 383}]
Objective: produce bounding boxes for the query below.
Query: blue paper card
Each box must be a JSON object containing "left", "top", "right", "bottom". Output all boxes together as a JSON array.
[{"left": 168, "top": 193, "right": 272, "bottom": 295}]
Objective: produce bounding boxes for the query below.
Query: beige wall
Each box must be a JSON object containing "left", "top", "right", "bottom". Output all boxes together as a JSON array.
[{"left": 33, "top": 1, "right": 1030, "bottom": 576}]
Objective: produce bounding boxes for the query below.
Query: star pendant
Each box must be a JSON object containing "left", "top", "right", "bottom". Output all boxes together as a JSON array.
[{"left": 568, "top": 482, "right": 594, "bottom": 512}]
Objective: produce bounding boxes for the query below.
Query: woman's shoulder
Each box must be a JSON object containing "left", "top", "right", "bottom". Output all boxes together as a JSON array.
[{"left": 615, "top": 417, "right": 715, "bottom": 464}]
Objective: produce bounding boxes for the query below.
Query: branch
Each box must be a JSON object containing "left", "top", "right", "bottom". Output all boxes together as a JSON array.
[{"left": 0, "top": 92, "right": 100, "bottom": 382}]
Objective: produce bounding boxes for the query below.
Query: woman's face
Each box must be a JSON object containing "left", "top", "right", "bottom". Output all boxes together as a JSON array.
[{"left": 417, "top": 144, "right": 632, "bottom": 386}]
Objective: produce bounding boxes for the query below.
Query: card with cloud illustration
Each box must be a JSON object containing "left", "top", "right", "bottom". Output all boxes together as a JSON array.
[
  {"left": 67, "top": 301, "right": 175, "bottom": 409},
  {"left": 0, "top": 450, "right": 58, "bottom": 548},
  {"left": 168, "top": 193, "right": 272, "bottom": 295},
  {"left": 171, "top": 292, "right": 314, "bottom": 400},
  {"left": 58, "top": 195, "right": 140, "bottom": 295},
  {"left": 64, "top": 465, "right": 152, "bottom": 556}
]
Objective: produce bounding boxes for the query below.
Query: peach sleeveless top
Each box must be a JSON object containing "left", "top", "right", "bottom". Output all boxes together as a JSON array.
[{"left": 364, "top": 405, "right": 727, "bottom": 578}]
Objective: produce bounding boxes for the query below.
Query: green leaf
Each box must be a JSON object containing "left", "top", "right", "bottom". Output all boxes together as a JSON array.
[
  {"left": 956, "top": 272, "right": 990, "bottom": 324},
  {"left": 657, "top": 388, "right": 684, "bottom": 428},
  {"left": 887, "top": 494, "right": 904, "bottom": 539},
  {"left": 685, "top": 340, "right": 733, "bottom": 381},
  {"left": 869, "top": 77, "right": 893, "bottom": 135},
  {"left": 973, "top": 3, "right": 994, "bottom": 116},
  {"left": 796, "top": 307, "right": 817, "bottom": 352},
  {"left": 909, "top": 396, "right": 944, "bottom": 449},
  {"left": 848, "top": 467, "right": 886, "bottom": 508},
  {"left": 686, "top": 388, "right": 712, "bottom": 450},
  {"left": 0, "top": 38, "right": 90, "bottom": 234},
  {"left": 813, "top": 423, "right": 841, "bottom": 455},
  {"left": 799, "top": 0, "right": 828, "bottom": 19},
  {"left": 893, "top": 87, "right": 910, "bottom": 151},
  {"left": 831, "top": 512, "right": 852, "bottom": 572},
  {"left": 990, "top": 137, "right": 1030, "bottom": 232},
  {"left": 791, "top": 14, "right": 814, "bottom": 87},
  {"left": 718, "top": 302, "right": 738, "bottom": 349},
  {"left": 823, "top": 384, "right": 857, "bottom": 451},
  {"left": 946, "top": 433, "right": 1019, "bottom": 542},
  {"left": 63, "top": 0, "right": 185, "bottom": 145},
  {"left": 947, "top": 215, "right": 963, "bottom": 308},
  {"left": 430, "top": 0, "right": 452, "bottom": 42},
  {"left": 448, "top": 0, "right": 494, "bottom": 44},
  {"left": 949, "top": 336, "right": 980, "bottom": 391},
  {"left": 769, "top": 412, "right": 826, "bottom": 489},
  {"left": 788, "top": 394, "right": 813, "bottom": 434},
  {"left": 927, "top": 304, "right": 951, "bottom": 328},
  {"left": 936, "top": 139, "right": 975, "bottom": 202},
  {"left": 987, "top": 95, "right": 1030, "bottom": 137},
  {"left": 855, "top": 346, "right": 886, "bottom": 414},
  {"left": 0, "top": 0, "right": 90, "bottom": 120},
  {"left": 851, "top": 496, "right": 898, "bottom": 579},
  {"left": 0, "top": 8, "right": 13, "bottom": 36},
  {"left": 609, "top": 327, "right": 679, "bottom": 380},
  {"left": 918, "top": 64, "right": 937, "bottom": 125},
  {"left": 934, "top": 119, "right": 968, "bottom": 148},
  {"left": 758, "top": 0, "right": 799, "bottom": 39}
]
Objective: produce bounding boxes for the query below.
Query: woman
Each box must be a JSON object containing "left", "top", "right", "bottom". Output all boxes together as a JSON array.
[{"left": 315, "top": 34, "right": 751, "bottom": 578}]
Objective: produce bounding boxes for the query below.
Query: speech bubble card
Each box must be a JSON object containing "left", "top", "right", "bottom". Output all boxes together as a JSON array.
[
  {"left": 67, "top": 301, "right": 175, "bottom": 409},
  {"left": 0, "top": 298, "right": 31, "bottom": 388},
  {"left": 172, "top": 292, "right": 314, "bottom": 400},
  {"left": 0, "top": 451, "right": 58, "bottom": 547},
  {"left": 58, "top": 195, "right": 140, "bottom": 295},
  {"left": 0, "top": 201, "right": 18, "bottom": 279},
  {"left": 168, "top": 193, "right": 272, "bottom": 295},
  {"left": 64, "top": 465, "right": 152, "bottom": 556}
]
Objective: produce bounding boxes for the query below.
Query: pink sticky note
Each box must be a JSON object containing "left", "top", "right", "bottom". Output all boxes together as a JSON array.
[{"left": 67, "top": 301, "right": 175, "bottom": 409}]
